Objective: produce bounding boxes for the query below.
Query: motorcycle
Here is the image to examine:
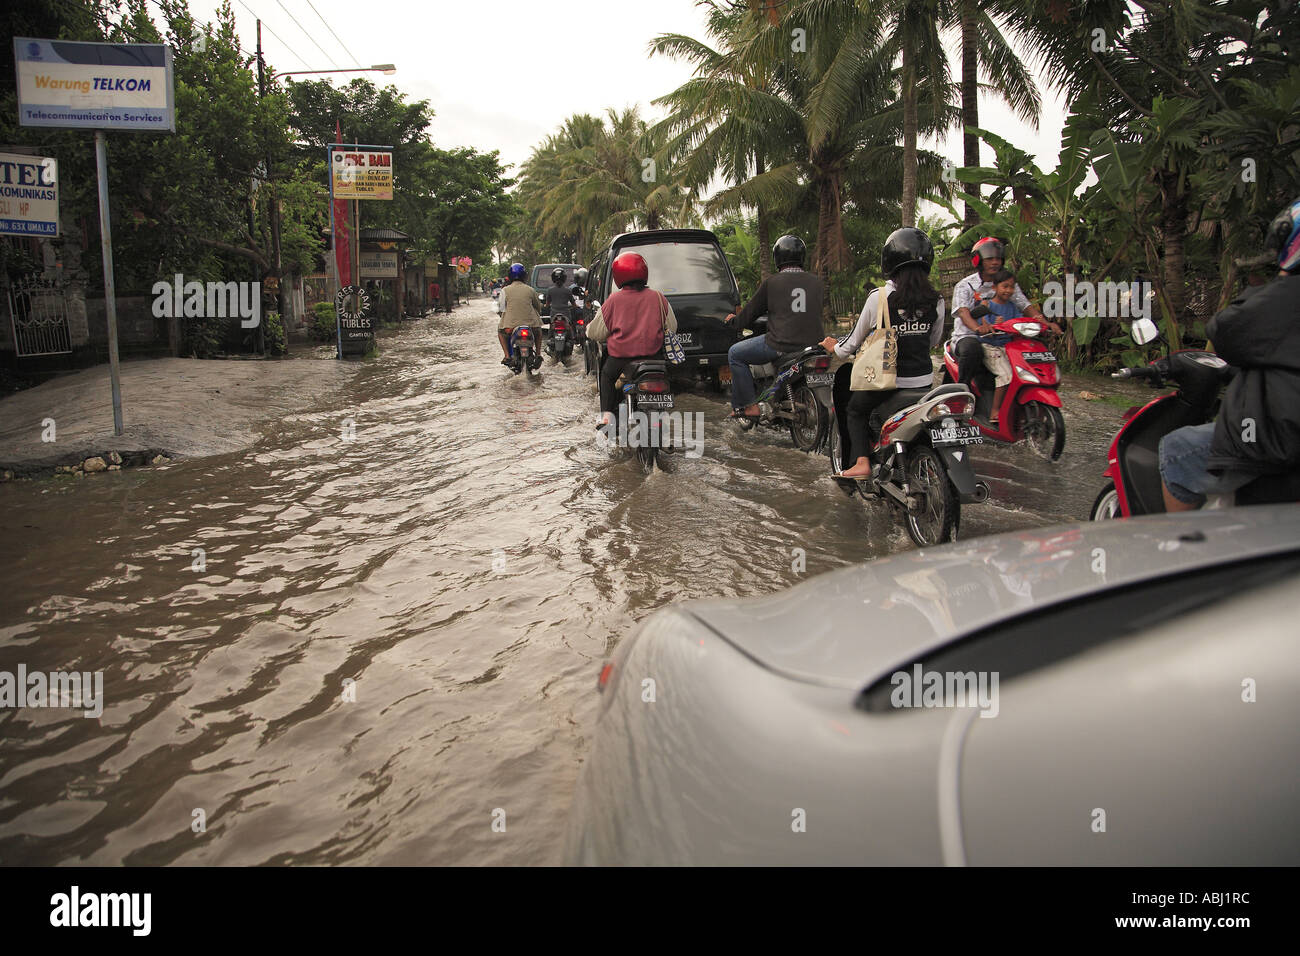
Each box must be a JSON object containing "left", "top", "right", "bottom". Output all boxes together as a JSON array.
[
  {"left": 547, "top": 309, "right": 574, "bottom": 362},
  {"left": 738, "top": 346, "right": 834, "bottom": 451},
  {"left": 941, "top": 305, "right": 1066, "bottom": 460},
  {"left": 735, "top": 322, "right": 833, "bottom": 451},
  {"left": 598, "top": 350, "right": 676, "bottom": 473},
  {"left": 828, "top": 371, "right": 989, "bottom": 547},
  {"left": 507, "top": 326, "right": 542, "bottom": 376},
  {"left": 1089, "top": 318, "right": 1300, "bottom": 518}
]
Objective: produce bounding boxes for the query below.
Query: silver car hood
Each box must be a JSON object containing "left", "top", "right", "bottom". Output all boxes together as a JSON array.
[{"left": 683, "top": 505, "right": 1300, "bottom": 690}]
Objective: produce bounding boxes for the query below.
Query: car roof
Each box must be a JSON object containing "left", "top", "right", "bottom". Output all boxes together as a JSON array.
[
  {"left": 608, "top": 228, "right": 720, "bottom": 251},
  {"left": 682, "top": 506, "right": 1300, "bottom": 690}
]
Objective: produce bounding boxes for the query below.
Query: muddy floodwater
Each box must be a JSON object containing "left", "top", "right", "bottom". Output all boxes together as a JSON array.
[{"left": 0, "top": 297, "right": 1141, "bottom": 865}]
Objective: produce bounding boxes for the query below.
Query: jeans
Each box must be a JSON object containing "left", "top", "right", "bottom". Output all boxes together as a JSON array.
[
  {"left": 728, "top": 334, "right": 781, "bottom": 409},
  {"left": 1159, "top": 423, "right": 1220, "bottom": 504}
]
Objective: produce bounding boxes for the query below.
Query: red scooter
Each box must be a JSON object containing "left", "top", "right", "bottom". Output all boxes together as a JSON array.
[{"left": 941, "top": 305, "right": 1065, "bottom": 460}]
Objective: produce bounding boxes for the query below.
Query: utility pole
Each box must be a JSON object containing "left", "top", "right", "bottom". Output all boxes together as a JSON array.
[{"left": 256, "top": 19, "right": 284, "bottom": 353}]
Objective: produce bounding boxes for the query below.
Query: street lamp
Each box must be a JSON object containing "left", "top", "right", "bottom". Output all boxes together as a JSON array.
[{"left": 273, "top": 64, "right": 397, "bottom": 80}]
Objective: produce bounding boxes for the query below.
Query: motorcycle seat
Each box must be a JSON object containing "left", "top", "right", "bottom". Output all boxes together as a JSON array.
[
  {"left": 626, "top": 359, "right": 667, "bottom": 379},
  {"left": 920, "top": 383, "right": 971, "bottom": 403},
  {"left": 776, "top": 349, "right": 817, "bottom": 370}
]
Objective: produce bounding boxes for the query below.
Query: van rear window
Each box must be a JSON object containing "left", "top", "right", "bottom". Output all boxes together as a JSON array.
[
  {"left": 618, "top": 242, "right": 735, "bottom": 297},
  {"left": 532, "top": 265, "right": 577, "bottom": 289}
]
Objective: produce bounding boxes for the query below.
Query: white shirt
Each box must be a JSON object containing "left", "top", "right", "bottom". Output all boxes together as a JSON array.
[{"left": 950, "top": 271, "right": 1031, "bottom": 343}]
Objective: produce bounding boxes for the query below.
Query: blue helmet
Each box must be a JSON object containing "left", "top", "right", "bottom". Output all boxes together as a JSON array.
[{"left": 509, "top": 263, "right": 526, "bottom": 281}]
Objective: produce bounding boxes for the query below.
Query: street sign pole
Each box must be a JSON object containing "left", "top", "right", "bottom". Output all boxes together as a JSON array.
[{"left": 94, "top": 129, "right": 124, "bottom": 436}]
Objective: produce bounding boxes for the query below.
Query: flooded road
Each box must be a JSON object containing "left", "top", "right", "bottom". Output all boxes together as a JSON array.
[{"left": 0, "top": 296, "right": 1137, "bottom": 865}]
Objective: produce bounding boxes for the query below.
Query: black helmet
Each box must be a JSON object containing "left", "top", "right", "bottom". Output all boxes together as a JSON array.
[
  {"left": 551, "top": 267, "right": 566, "bottom": 284},
  {"left": 573, "top": 267, "right": 589, "bottom": 287},
  {"left": 772, "top": 234, "right": 806, "bottom": 270},
  {"left": 881, "top": 227, "right": 935, "bottom": 278}
]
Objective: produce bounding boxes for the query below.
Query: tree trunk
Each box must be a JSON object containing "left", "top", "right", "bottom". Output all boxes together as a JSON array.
[
  {"left": 960, "top": 1, "right": 980, "bottom": 230},
  {"left": 901, "top": 41, "right": 918, "bottom": 228},
  {"left": 755, "top": 157, "right": 773, "bottom": 280},
  {"left": 814, "top": 172, "right": 845, "bottom": 328},
  {"left": 1159, "top": 168, "right": 1188, "bottom": 342}
]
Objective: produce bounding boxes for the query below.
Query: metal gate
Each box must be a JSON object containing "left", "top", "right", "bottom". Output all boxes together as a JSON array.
[{"left": 7, "top": 274, "right": 70, "bottom": 356}]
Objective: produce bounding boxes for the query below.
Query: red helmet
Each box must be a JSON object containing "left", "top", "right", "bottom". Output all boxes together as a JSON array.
[
  {"left": 611, "top": 251, "right": 649, "bottom": 288},
  {"left": 971, "top": 237, "right": 1005, "bottom": 271}
]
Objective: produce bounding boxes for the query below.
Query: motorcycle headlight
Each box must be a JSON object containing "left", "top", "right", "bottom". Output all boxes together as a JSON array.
[
  {"left": 1015, "top": 365, "right": 1041, "bottom": 384},
  {"left": 1013, "top": 322, "right": 1042, "bottom": 337}
]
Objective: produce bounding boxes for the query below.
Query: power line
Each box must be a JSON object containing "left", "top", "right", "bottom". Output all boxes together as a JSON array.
[
  {"left": 274, "top": 0, "right": 343, "bottom": 69},
  {"left": 304, "top": 0, "right": 361, "bottom": 67},
  {"left": 234, "top": 0, "right": 312, "bottom": 71}
]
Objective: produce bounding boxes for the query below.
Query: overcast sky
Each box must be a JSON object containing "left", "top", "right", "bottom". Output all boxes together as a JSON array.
[{"left": 185, "top": 0, "right": 1069, "bottom": 211}]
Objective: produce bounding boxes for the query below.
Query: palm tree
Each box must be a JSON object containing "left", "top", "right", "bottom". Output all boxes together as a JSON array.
[
  {"left": 883, "top": 0, "right": 953, "bottom": 226},
  {"left": 651, "top": 1, "right": 798, "bottom": 277},
  {"left": 949, "top": 0, "right": 1042, "bottom": 229}
]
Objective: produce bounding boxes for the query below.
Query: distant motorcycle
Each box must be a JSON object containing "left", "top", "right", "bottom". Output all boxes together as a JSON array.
[
  {"left": 507, "top": 326, "right": 541, "bottom": 375},
  {"left": 941, "top": 306, "right": 1066, "bottom": 460},
  {"left": 547, "top": 309, "right": 574, "bottom": 362},
  {"left": 828, "top": 371, "right": 989, "bottom": 546}
]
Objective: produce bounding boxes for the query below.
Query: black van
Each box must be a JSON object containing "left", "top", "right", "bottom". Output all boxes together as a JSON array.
[{"left": 587, "top": 229, "right": 741, "bottom": 389}]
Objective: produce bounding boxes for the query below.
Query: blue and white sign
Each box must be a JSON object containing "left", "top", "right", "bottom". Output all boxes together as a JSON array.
[
  {"left": 13, "top": 38, "right": 175, "bottom": 132},
  {"left": 0, "top": 152, "right": 59, "bottom": 237}
]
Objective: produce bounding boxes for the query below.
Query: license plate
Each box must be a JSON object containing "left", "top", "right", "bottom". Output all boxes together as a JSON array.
[
  {"left": 719, "top": 366, "right": 732, "bottom": 383},
  {"left": 929, "top": 423, "right": 983, "bottom": 447},
  {"left": 676, "top": 332, "right": 695, "bottom": 347},
  {"left": 805, "top": 372, "right": 834, "bottom": 386},
  {"left": 1022, "top": 351, "right": 1056, "bottom": 362},
  {"left": 638, "top": 393, "right": 674, "bottom": 409}
]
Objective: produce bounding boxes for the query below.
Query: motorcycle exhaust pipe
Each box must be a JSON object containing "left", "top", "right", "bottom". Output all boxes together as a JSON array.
[{"left": 972, "top": 481, "right": 990, "bottom": 504}]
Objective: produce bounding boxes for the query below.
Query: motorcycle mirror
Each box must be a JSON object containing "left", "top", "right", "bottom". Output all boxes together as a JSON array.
[
  {"left": 1131, "top": 318, "right": 1159, "bottom": 346},
  {"left": 969, "top": 303, "right": 990, "bottom": 320}
]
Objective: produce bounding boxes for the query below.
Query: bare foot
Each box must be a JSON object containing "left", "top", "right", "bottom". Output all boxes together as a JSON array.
[{"left": 838, "top": 459, "right": 873, "bottom": 479}]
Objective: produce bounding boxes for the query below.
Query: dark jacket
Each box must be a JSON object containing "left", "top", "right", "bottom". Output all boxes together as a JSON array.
[
  {"left": 1207, "top": 276, "right": 1300, "bottom": 475},
  {"left": 545, "top": 284, "right": 573, "bottom": 313},
  {"left": 731, "top": 268, "right": 826, "bottom": 353}
]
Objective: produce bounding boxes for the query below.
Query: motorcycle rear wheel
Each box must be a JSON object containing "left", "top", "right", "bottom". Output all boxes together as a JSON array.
[
  {"left": 787, "top": 383, "right": 825, "bottom": 451},
  {"left": 904, "top": 446, "right": 959, "bottom": 547},
  {"left": 1090, "top": 481, "right": 1121, "bottom": 520}
]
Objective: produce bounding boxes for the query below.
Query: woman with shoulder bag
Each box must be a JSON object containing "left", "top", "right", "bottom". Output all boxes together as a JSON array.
[
  {"left": 820, "top": 228, "right": 945, "bottom": 478},
  {"left": 586, "top": 251, "right": 678, "bottom": 429}
]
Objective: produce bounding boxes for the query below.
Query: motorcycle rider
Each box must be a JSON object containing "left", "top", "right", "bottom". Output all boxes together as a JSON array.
[
  {"left": 586, "top": 252, "right": 677, "bottom": 428},
  {"left": 1159, "top": 197, "right": 1300, "bottom": 511},
  {"left": 950, "top": 237, "right": 1054, "bottom": 394},
  {"left": 544, "top": 266, "right": 575, "bottom": 335},
  {"left": 498, "top": 262, "right": 543, "bottom": 369},
  {"left": 820, "top": 227, "right": 946, "bottom": 479},
  {"left": 724, "top": 235, "right": 826, "bottom": 419}
]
